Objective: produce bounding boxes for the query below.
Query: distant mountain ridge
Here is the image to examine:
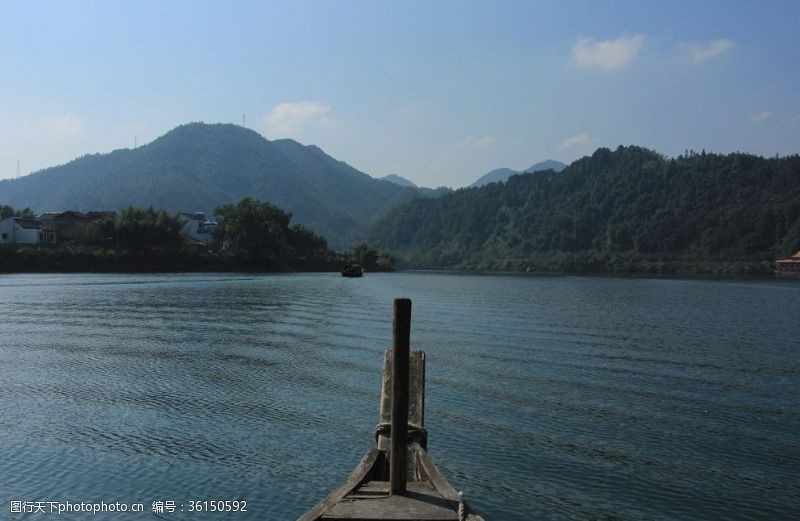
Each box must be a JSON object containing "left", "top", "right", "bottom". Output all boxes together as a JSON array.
[
  {"left": 470, "top": 159, "right": 567, "bottom": 187},
  {"left": 379, "top": 174, "right": 417, "bottom": 188},
  {"left": 0, "top": 123, "right": 428, "bottom": 249}
]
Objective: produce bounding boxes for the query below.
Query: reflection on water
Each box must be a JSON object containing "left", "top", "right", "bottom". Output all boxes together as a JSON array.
[{"left": 1, "top": 273, "right": 798, "bottom": 520}]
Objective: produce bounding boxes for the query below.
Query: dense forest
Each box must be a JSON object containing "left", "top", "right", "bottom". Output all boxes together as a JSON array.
[{"left": 369, "top": 146, "right": 800, "bottom": 273}]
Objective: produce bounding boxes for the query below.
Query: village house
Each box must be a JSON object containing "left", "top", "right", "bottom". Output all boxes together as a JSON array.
[
  {"left": 3, "top": 208, "right": 215, "bottom": 250},
  {"left": 38, "top": 210, "right": 87, "bottom": 245},
  {"left": 177, "top": 212, "right": 218, "bottom": 246},
  {"left": 0, "top": 216, "right": 42, "bottom": 245},
  {"left": 775, "top": 250, "right": 800, "bottom": 278},
  {"left": 37, "top": 210, "right": 116, "bottom": 245}
]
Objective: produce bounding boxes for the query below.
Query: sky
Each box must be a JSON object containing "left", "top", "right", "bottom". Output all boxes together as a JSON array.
[{"left": 0, "top": 0, "right": 798, "bottom": 188}]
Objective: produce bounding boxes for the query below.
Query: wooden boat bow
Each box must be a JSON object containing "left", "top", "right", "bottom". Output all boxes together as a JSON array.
[{"left": 298, "top": 299, "right": 484, "bottom": 521}]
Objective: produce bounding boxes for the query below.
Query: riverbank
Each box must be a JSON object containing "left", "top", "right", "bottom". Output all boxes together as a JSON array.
[
  {"left": 0, "top": 246, "right": 341, "bottom": 273},
  {"left": 1, "top": 246, "right": 776, "bottom": 275}
]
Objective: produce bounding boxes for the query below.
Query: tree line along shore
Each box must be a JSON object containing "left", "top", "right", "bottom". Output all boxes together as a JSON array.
[{"left": 0, "top": 198, "right": 394, "bottom": 273}]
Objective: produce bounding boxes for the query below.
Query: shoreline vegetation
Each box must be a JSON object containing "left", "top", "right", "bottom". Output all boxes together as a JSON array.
[{"left": 0, "top": 198, "right": 396, "bottom": 274}]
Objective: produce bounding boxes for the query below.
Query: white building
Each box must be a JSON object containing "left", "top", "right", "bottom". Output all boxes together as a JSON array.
[
  {"left": 177, "top": 212, "right": 218, "bottom": 246},
  {"left": 0, "top": 217, "right": 41, "bottom": 245}
]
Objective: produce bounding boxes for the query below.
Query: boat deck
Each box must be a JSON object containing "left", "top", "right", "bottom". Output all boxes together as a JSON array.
[
  {"left": 315, "top": 449, "right": 463, "bottom": 520},
  {"left": 300, "top": 443, "right": 481, "bottom": 521},
  {"left": 323, "top": 485, "right": 459, "bottom": 520}
]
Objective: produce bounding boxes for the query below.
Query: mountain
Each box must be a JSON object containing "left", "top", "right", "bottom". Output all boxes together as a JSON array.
[
  {"left": 470, "top": 159, "right": 567, "bottom": 187},
  {"left": 370, "top": 146, "right": 800, "bottom": 273},
  {"left": 524, "top": 159, "right": 567, "bottom": 174},
  {"left": 469, "top": 168, "right": 518, "bottom": 188},
  {"left": 0, "top": 123, "right": 425, "bottom": 249},
  {"left": 379, "top": 174, "right": 454, "bottom": 198},
  {"left": 379, "top": 174, "right": 417, "bottom": 188}
]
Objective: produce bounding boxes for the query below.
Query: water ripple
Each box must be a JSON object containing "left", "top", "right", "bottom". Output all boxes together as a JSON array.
[{"left": 1, "top": 273, "right": 799, "bottom": 520}]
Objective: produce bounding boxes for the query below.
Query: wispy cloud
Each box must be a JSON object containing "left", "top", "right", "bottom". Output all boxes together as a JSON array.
[
  {"left": 683, "top": 38, "right": 734, "bottom": 63},
  {"left": 27, "top": 115, "right": 85, "bottom": 138},
  {"left": 750, "top": 111, "right": 772, "bottom": 123},
  {"left": 559, "top": 133, "right": 591, "bottom": 150},
  {"left": 462, "top": 135, "right": 496, "bottom": 148},
  {"left": 262, "top": 100, "right": 331, "bottom": 137},
  {"left": 572, "top": 35, "right": 644, "bottom": 70}
]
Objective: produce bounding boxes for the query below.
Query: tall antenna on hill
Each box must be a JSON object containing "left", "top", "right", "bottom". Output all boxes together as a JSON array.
[
  {"left": 17, "top": 160, "right": 20, "bottom": 178},
  {"left": 242, "top": 113, "right": 246, "bottom": 127}
]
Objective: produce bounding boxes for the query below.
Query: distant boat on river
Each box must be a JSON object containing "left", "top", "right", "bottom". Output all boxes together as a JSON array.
[{"left": 341, "top": 264, "right": 364, "bottom": 277}]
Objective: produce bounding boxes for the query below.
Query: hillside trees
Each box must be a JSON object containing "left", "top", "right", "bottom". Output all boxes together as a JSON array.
[
  {"left": 0, "top": 205, "right": 36, "bottom": 220},
  {"left": 213, "top": 197, "right": 329, "bottom": 261},
  {"left": 347, "top": 241, "right": 395, "bottom": 271},
  {"left": 369, "top": 146, "right": 800, "bottom": 272},
  {"left": 116, "top": 206, "right": 183, "bottom": 251}
]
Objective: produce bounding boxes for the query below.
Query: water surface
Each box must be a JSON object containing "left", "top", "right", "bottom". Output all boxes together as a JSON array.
[{"left": 1, "top": 273, "right": 798, "bottom": 520}]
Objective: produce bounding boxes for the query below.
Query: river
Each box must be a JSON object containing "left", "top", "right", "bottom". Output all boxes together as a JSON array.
[{"left": 1, "top": 273, "right": 798, "bottom": 520}]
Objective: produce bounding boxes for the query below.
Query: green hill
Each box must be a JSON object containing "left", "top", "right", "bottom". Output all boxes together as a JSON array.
[
  {"left": 369, "top": 146, "right": 800, "bottom": 273},
  {"left": 0, "top": 123, "right": 422, "bottom": 248}
]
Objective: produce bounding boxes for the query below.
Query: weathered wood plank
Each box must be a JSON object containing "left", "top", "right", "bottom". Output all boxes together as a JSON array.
[
  {"left": 297, "top": 449, "right": 381, "bottom": 521},
  {"left": 353, "top": 481, "right": 437, "bottom": 496},
  {"left": 379, "top": 349, "right": 426, "bottom": 451},
  {"left": 321, "top": 492, "right": 459, "bottom": 520},
  {"left": 380, "top": 351, "right": 426, "bottom": 427},
  {"left": 416, "top": 444, "right": 485, "bottom": 521},
  {"left": 416, "top": 445, "right": 458, "bottom": 502}
]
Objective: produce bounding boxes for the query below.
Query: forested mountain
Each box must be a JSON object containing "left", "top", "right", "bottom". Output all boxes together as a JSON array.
[
  {"left": 370, "top": 146, "right": 800, "bottom": 273},
  {"left": 0, "top": 123, "right": 423, "bottom": 248},
  {"left": 470, "top": 159, "right": 567, "bottom": 187}
]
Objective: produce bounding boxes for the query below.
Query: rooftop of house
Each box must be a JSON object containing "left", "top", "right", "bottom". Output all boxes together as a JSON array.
[
  {"left": 178, "top": 212, "right": 207, "bottom": 221},
  {"left": 38, "top": 210, "right": 87, "bottom": 220},
  {"left": 13, "top": 217, "right": 40, "bottom": 229},
  {"left": 776, "top": 251, "right": 800, "bottom": 263}
]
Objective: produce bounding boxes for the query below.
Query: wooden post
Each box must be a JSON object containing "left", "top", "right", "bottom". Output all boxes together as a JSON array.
[{"left": 390, "top": 298, "right": 411, "bottom": 496}]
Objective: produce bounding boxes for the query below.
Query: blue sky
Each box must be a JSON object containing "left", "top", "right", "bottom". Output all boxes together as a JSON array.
[{"left": 1, "top": 0, "right": 798, "bottom": 187}]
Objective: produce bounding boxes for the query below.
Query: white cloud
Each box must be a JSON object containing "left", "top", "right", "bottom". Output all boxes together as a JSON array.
[
  {"left": 28, "top": 115, "right": 85, "bottom": 138},
  {"left": 462, "top": 135, "right": 496, "bottom": 148},
  {"left": 559, "top": 133, "right": 591, "bottom": 150},
  {"left": 262, "top": 100, "right": 331, "bottom": 137},
  {"left": 750, "top": 111, "right": 772, "bottom": 123},
  {"left": 572, "top": 35, "right": 644, "bottom": 70},
  {"left": 684, "top": 39, "right": 734, "bottom": 63}
]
